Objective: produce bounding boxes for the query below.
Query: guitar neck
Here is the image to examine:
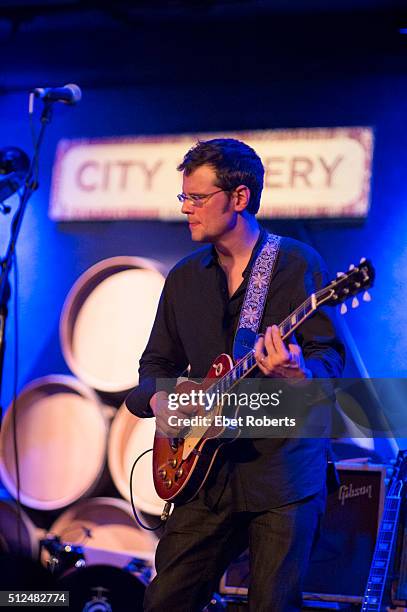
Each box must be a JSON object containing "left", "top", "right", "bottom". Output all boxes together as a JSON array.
[
  {"left": 206, "top": 257, "right": 374, "bottom": 399},
  {"left": 361, "top": 494, "right": 402, "bottom": 611},
  {"left": 208, "top": 293, "right": 317, "bottom": 398}
]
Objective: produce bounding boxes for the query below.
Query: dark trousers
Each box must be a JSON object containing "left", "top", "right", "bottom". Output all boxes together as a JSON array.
[{"left": 144, "top": 486, "right": 325, "bottom": 612}]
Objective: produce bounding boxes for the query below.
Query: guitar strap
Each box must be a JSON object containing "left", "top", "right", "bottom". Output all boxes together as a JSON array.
[{"left": 233, "top": 232, "right": 281, "bottom": 361}]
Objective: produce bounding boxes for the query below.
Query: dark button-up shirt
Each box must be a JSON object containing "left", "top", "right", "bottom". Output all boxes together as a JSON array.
[{"left": 126, "top": 228, "right": 345, "bottom": 511}]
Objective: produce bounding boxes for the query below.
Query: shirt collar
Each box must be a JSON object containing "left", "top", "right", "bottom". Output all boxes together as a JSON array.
[{"left": 202, "top": 226, "right": 268, "bottom": 274}]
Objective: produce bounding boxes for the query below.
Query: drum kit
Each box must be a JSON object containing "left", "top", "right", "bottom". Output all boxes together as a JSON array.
[{"left": 40, "top": 534, "right": 150, "bottom": 612}]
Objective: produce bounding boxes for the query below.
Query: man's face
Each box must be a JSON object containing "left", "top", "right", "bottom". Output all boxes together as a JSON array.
[{"left": 181, "top": 165, "right": 236, "bottom": 243}]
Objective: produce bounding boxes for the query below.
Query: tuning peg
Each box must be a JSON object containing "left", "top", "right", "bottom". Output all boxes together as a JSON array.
[
  {"left": 363, "top": 291, "right": 371, "bottom": 302},
  {"left": 337, "top": 272, "right": 344, "bottom": 278},
  {"left": 360, "top": 257, "right": 366, "bottom": 264},
  {"left": 348, "top": 264, "right": 355, "bottom": 271},
  {"left": 352, "top": 297, "right": 359, "bottom": 308},
  {"left": 340, "top": 303, "right": 347, "bottom": 315}
]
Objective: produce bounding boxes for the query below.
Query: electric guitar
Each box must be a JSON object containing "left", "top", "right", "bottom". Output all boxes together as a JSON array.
[
  {"left": 153, "top": 258, "right": 375, "bottom": 504},
  {"left": 361, "top": 450, "right": 407, "bottom": 611}
]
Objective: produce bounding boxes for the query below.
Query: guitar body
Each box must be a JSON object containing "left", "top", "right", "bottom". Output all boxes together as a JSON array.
[{"left": 152, "top": 354, "right": 239, "bottom": 504}]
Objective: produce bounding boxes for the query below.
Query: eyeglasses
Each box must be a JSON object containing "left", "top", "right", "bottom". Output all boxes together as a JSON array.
[{"left": 176, "top": 189, "right": 228, "bottom": 206}]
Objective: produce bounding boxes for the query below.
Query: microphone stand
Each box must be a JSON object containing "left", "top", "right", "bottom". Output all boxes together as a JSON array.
[{"left": 0, "top": 101, "right": 53, "bottom": 426}]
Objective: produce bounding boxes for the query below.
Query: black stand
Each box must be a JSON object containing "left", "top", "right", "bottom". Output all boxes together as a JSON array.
[{"left": 0, "top": 101, "right": 53, "bottom": 425}]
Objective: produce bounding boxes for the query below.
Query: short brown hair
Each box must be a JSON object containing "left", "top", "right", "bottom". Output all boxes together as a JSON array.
[{"left": 177, "top": 138, "right": 264, "bottom": 215}]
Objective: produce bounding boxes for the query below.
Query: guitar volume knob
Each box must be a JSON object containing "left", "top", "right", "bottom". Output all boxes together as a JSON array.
[
  {"left": 164, "top": 479, "right": 173, "bottom": 489},
  {"left": 175, "top": 468, "right": 183, "bottom": 480},
  {"left": 168, "top": 458, "right": 178, "bottom": 468},
  {"left": 158, "top": 469, "right": 167, "bottom": 480}
]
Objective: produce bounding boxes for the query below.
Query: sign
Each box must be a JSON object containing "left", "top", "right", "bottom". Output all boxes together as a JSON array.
[{"left": 49, "top": 127, "right": 373, "bottom": 221}]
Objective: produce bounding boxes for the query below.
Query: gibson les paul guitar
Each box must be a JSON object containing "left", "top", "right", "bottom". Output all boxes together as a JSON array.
[{"left": 153, "top": 258, "right": 375, "bottom": 504}]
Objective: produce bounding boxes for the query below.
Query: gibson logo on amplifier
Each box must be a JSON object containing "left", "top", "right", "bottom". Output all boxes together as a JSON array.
[{"left": 338, "top": 483, "right": 373, "bottom": 505}]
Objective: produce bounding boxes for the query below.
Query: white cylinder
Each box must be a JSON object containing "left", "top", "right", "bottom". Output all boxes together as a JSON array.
[
  {"left": 0, "top": 375, "right": 108, "bottom": 510},
  {"left": 48, "top": 496, "right": 156, "bottom": 559},
  {"left": 60, "top": 256, "right": 165, "bottom": 394},
  {"left": 108, "top": 404, "right": 164, "bottom": 516}
]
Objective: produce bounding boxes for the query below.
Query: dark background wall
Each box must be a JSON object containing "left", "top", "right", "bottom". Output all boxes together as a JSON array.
[{"left": 0, "top": 1, "right": 406, "bottom": 438}]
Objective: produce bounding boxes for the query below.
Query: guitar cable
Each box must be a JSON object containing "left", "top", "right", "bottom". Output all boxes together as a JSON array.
[{"left": 129, "top": 448, "right": 172, "bottom": 531}]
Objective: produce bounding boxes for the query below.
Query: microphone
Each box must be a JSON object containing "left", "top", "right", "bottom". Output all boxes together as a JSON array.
[
  {"left": 33, "top": 83, "right": 82, "bottom": 105},
  {"left": 0, "top": 147, "right": 30, "bottom": 206}
]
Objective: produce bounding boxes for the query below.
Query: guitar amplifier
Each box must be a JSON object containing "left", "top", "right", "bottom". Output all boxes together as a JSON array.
[{"left": 220, "top": 462, "right": 387, "bottom": 603}]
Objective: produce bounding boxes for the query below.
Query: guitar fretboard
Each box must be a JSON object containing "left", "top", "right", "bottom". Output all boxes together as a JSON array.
[
  {"left": 361, "top": 495, "right": 401, "bottom": 611},
  {"left": 206, "top": 292, "right": 318, "bottom": 400}
]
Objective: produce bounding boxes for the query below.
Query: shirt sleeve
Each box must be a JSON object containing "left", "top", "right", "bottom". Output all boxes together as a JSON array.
[{"left": 125, "top": 273, "right": 189, "bottom": 418}]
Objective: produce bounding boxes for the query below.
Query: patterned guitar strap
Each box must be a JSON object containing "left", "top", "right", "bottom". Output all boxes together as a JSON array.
[{"left": 233, "top": 232, "right": 281, "bottom": 362}]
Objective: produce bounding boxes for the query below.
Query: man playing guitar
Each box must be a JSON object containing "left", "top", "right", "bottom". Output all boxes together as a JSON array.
[{"left": 126, "top": 138, "right": 345, "bottom": 611}]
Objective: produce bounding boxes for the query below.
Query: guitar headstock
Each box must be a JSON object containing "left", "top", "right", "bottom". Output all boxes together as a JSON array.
[
  {"left": 389, "top": 449, "right": 407, "bottom": 497},
  {"left": 316, "top": 258, "right": 375, "bottom": 312}
]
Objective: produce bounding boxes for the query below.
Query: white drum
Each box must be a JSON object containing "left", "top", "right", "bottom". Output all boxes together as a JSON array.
[
  {"left": 108, "top": 404, "right": 164, "bottom": 516},
  {"left": 60, "top": 256, "right": 165, "bottom": 395},
  {"left": 0, "top": 375, "right": 108, "bottom": 510}
]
